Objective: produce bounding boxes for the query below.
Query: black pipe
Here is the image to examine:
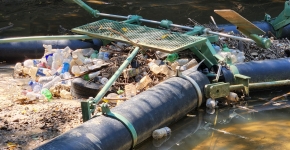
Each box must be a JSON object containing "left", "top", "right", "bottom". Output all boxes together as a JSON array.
[
  {"left": 222, "top": 58, "right": 290, "bottom": 83},
  {"left": 218, "top": 21, "right": 277, "bottom": 38},
  {"left": 0, "top": 39, "right": 102, "bottom": 62},
  {"left": 36, "top": 70, "right": 210, "bottom": 150}
]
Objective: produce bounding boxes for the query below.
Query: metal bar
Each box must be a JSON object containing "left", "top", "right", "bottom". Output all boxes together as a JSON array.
[
  {"left": 93, "top": 47, "right": 140, "bottom": 104},
  {"left": 98, "top": 13, "right": 128, "bottom": 19},
  {"left": 249, "top": 80, "right": 290, "bottom": 89},
  {"left": 0, "top": 35, "right": 93, "bottom": 43},
  {"left": 229, "top": 79, "right": 290, "bottom": 91},
  {"left": 207, "top": 30, "right": 255, "bottom": 43}
]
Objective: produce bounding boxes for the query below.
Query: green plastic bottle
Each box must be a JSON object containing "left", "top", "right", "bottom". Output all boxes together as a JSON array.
[
  {"left": 222, "top": 44, "right": 230, "bottom": 52},
  {"left": 166, "top": 53, "right": 179, "bottom": 63},
  {"left": 41, "top": 88, "right": 52, "bottom": 101},
  {"left": 90, "top": 50, "right": 99, "bottom": 59}
]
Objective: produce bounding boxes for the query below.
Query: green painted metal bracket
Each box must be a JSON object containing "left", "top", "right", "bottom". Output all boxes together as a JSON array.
[
  {"left": 101, "top": 103, "right": 138, "bottom": 148},
  {"left": 265, "top": 1, "right": 290, "bottom": 38},
  {"left": 81, "top": 47, "right": 140, "bottom": 122},
  {"left": 73, "top": 0, "right": 100, "bottom": 18},
  {"left": 185, "top": 26, "right": 205, "bottom": 35},
  {"left": 238, "top": 28, "right": 271, "bottom": 48},
  {"left": 189, "top": 40, "right": 218, "bottom": 68},
  {"left": 234, "top": 74, "right": 251, "bottom": 96},
  {"left": 123, "top": 15, "right": 143, "bottom": 24},
  {"left": 160, "top": 19, "right": 173, "bottom": 29},
  {"left": 205, "top": 82, "right": 230, "bottom": 99}
]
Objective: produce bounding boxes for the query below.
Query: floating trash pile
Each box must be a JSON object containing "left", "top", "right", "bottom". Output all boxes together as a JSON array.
[{"left": 13, "top": 42, "right": 200, "bottom": 106}]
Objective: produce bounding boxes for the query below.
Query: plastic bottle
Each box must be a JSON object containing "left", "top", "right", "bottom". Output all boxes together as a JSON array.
[
  {"left": 23, "top": 59, "right": 34, "bottom": 68},
  {"left": 148, "top": 62, "right": 161, "bottom": 74},
  {"left": 100, "top": 77, "right": 108, "bottom": 85},
  {"left": 180, "top": 59, "right": 198, "bottom": 71},
  {"left": 176, "top": 59, "right": 189, "bottom": 66},
  {"left": 37, "top": 68, "right": 51, "bottom": 76},
  {"left": 28, "top": 81, "right": 43, "bottom": 93},
  {"left": 222, "top": 44, "right": 230, "bottom": 52},
  {"left": 159, "top": 65, "right": 169, "bottom": 75},
  {"left": 41, "top": 88, "right": 52, "bottom": 101},
  {"left": 136, "top": 75, "right": 152, "bottom": 90},
  {"left": 88, "top": 71, "right": 101, "bottom": 79},
  {"left": 43, "top": 76, "right": 61, "bottom": 89},
  {"left": 62, "top": 46, "right": 71, "bottom": 59},
  {"left": 103, "top": 51, "right": 111, "bottom": 61},
  {"left": 26, "top": 92, "right": 43, "bottom": 101},
  {"left": 166, "top": 53, "right": 179, "bottom": 62},
  {"left": 28, "top": 67, "right": 38, "bottom": 80},
  {"left": 152, "top": 127, "right": 171, "bottom": 139},
  {"left": 60, "top": 90, "right": 72, "bottom": 99},
  {"left": 14, "top": 62, "right": 23, "bottom": 75},
  {"left": 46, "top": 54, "right": 53, "bottom": 69},
  {"left": 51, "top": 49, "right": 63, "bottom": 72},
  {"left": 71, "top": 66, "right": 88, "bottom": 76},
  {"left": 125, "top": 83, "right": 137, "bottom": 98},
  {"left": 90, "top": 51, "right": 99, "bottom": 59},
  {"left": 61, "top": 59, "right": 70, "bottom": 73},
  {"left": 123, "top": 68, "right": 140, "bottom": 78},
  {"left": 212, "top": 44, "right": 221, "bottom": 53},
  {"left": 72, "top": 49, "right": 86, "bottom": 62},
  {"left": 38, "top": 76, "right": 54, "bottom": 84}
]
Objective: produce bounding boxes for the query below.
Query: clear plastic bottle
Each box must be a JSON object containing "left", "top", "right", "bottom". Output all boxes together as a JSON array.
[
  {"left": 51, "top": 49, "right": 63, "bottom": 71},
  {"left": 72, "top": 49, "right": 85, "bottom": 62},
  {"left": 136, "top": 75, "right": 152, "bottom": 90},
  {"left": 125, "top": 83, "right": 137, "bottom": 98},
  {"left": 60, "top": 90, "right": 71, "bottom": 99},
  {"left": 28, "top": 80, "right": 43, "bottom": 93},
  {"left": 43, "top": 76, "right": 61, "bottom": 89},
  {"left": 180, "top": 59, "right": 198, "bottom": 71},
  {"left": 62, "top": 46, "right": 72, "bottom": 59},
  {"left": 71, "top": 66, "right": 88, "bottom": 76},
  {"left": 148, "top": 62, "right": 161, "bottom": 74},
  {"left": 159, "top": 65, "right": 169, "bottom": 75},
  {"left": 152, "top": 127, "right": 171, "bottom": 139},
  {"left": 26, "top": 92, "right": 43, "bottom": 101}
]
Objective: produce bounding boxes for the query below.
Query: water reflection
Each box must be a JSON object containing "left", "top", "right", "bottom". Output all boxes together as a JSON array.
[{"left": 136, "top": 94, "right": 290, "bottom": 150}]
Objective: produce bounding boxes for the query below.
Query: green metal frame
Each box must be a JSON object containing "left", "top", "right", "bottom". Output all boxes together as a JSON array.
[
  {"left": 265, "top": 1, "right": 290, "bottom": 38},
  {"left": 101, "top": 103, "right": 138, "bottom": 148}
]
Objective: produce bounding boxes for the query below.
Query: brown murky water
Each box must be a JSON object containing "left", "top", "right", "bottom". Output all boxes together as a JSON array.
[{"left": 1, "top": 0, "right": 290, "bottom": 149}]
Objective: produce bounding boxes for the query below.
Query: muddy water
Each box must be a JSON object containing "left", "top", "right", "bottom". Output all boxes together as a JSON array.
[
  {"left": 1, "top": 0, "right": 290, "bottom": 150},
  {"left": 136, "top": 90, "right": 290, "bottom": 150}
]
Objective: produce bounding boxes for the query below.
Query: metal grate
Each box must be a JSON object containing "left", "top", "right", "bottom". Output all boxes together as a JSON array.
[{"left": 72, "top": 19, "right": 206, "bottom": 53}]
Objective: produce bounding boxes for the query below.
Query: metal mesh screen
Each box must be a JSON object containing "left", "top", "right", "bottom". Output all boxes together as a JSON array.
[{"left": 72, "top": 19, "right": 206, "bottom": 52}]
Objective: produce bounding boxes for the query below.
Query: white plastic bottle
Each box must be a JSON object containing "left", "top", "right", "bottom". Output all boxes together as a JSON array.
[
  {"left": 51, "top": 49, "right": 63, "bottom": 71},
  {"left": 88, "top": 71, "right": 101, "bottom": 79},
  {"left": 38, "top": 76, "right": 54, "bottom": 84},
  {"left": 23, "top": 59, "right": 35, "bottom": 68},
  {"left": 43, "top": 76, "right": 61, "bottom": 89},
  {"left": 152, "top": 127, "right": 171, "bottom": 139},
  {"left": 26, "top": 92, "right": 43, "bottom": 101}
]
